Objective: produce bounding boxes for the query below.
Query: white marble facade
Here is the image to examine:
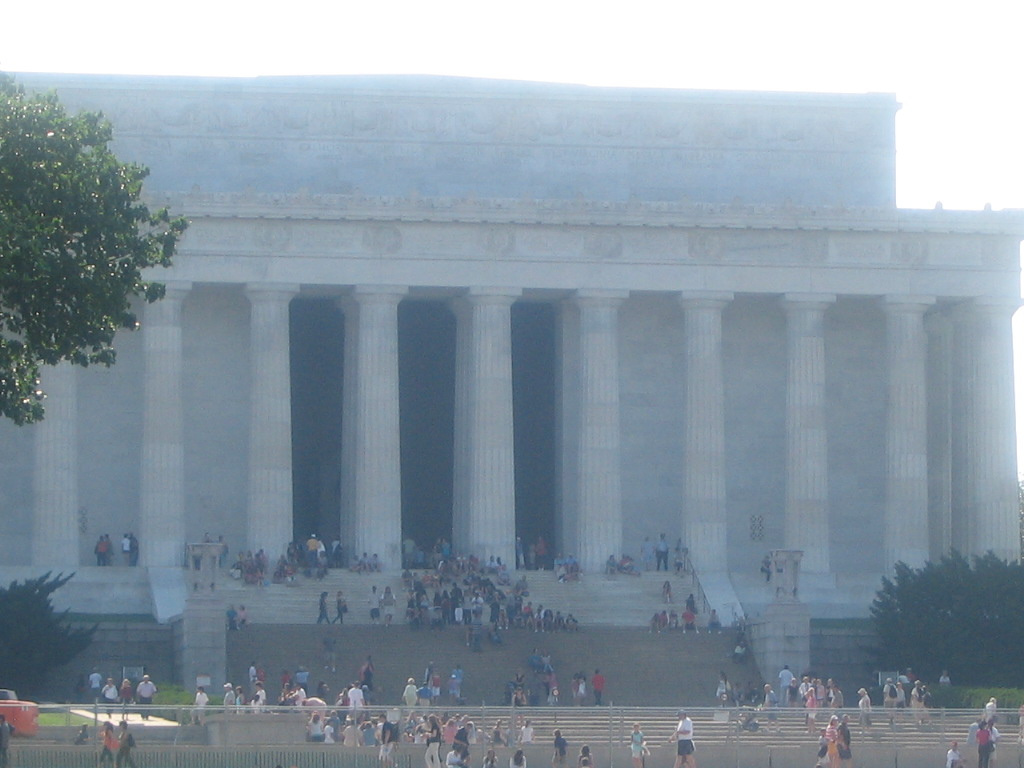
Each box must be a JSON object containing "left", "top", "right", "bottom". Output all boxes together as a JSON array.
[{"left": 1, "top": 74, "right": 1021, "bottom": 614}]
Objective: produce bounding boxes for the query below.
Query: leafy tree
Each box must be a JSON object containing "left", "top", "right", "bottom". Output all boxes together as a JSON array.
[
  {"left": 0, "top": 572, "right": 94, "bottom": 696},
  {"left": 0, "top": 74, "right": 186, "bottom": 424},
  {"left": 871, "top": 552, "right": 1024, "bottom": 688}
]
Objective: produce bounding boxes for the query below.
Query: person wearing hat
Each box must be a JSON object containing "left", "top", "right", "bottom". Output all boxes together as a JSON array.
[
  {"left": 667, "top": 710, "right": 695, "bottom": 768},
  {"left": 135, "top": 675, "right": 157, "bottom": 720},
  {"left": 223, "top": 683, "right": 236, "bottom": 708}
]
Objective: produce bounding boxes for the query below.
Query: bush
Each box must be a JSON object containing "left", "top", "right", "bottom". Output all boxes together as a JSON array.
[
  {"left": 927, "top": 685, "right": 1024, "bottom": 712},
  {"left": 151, "top": 683, "right": 194, "bottom": 723},
  {"left": 871, "top": 552, "right": 1024, "bottom": 687}
]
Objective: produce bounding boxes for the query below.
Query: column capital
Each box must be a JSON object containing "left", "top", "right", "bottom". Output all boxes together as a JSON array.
[
  {"left": 159, "top": 281, "right": 193, "bottom": 301},
  {"left": 967, "top": 295, "right": 1023, "bottom": 318},
  {"left": 679, "top": 291, "right": 734, "bottom": 310},
  {"left": 458, "top": 287, "right": 522, "bottom": 308},
  {"left": 573, "top": 289, "right": 629, "bottom": 309},
  {"left": 338, "top": 286, "right": 408, "bottom": 312},
  {"left": 781, "top": 292, "right": 836, "bottom": 311},
  {"left": 882, "top": 295, "right": 936, "bottom": 313}
]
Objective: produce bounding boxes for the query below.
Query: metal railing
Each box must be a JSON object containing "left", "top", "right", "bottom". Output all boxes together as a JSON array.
[{"left": 29, "top": 702, "right": 1012, "bottom": 744}]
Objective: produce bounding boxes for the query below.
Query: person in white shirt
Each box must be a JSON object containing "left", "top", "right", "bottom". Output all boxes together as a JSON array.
[
  {"left": 192, "top": 686, "right": 209, "bottom": 724},
  {"left": 347, "top": 683, "right": 364, "bottom": 712},
  {"left": 135, "top": 675, "right": 157, "bottom": 720},
  {"left": 519, "top": 719, "right": 535, "bottom": 744},
  {"left": 667, "top": 710, "right": 695, "bottom": 768},
  {"left": 946, "top": 741, "right": 964, "bottom": 768},
  {"left": 251, "top": 682, "right": 267, "bottom": 711}
]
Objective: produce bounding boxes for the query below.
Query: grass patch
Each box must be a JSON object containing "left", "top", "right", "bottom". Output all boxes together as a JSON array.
[
  {"left": 38, "top": 712, "right": 94, "bottom": 726},
  {"left": 65, "top": 613, "right": 156, "bottom": 624}
]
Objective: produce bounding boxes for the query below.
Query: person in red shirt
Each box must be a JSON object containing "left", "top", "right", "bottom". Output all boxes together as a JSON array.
[{"left": 591, "top": 670, "right": 605, "bottom": 706}]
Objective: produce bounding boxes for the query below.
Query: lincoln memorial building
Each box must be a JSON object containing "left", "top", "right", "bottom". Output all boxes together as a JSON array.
[{"left": 1, "top": 74, "right": 1020, "bottom": 617}]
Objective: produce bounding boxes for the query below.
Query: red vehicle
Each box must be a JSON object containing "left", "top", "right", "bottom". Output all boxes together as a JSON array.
[{"left": 0, "top": 689, "right": 39, "bottom": 737}]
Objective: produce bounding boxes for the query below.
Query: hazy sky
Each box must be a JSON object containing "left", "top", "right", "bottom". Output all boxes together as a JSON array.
[{"left": 4, "top": 0, "right": 1024, "bottom": 468}]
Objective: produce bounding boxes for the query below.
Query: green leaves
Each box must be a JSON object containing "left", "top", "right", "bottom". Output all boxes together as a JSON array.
[
  {"left": 0, "top": 572, "right": 95, "bottom": 697},
  {"left": 0, "top": 73, "right": 186, "bottom": 424},
  {"left": 871, "top": 552, "right": 1024, "bottom": 687}
]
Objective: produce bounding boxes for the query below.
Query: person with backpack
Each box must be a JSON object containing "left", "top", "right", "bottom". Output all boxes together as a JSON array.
[
  {"left": 882, "top": 678, "right": 897, "bottom": 723},
  {"left": 115, "top": 722, "right": 136, "bottom": 768}
]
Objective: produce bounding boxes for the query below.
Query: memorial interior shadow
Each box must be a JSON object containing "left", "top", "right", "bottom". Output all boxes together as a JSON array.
[{"left": 289, "top": 298, "right": 557, "bottom": 561}]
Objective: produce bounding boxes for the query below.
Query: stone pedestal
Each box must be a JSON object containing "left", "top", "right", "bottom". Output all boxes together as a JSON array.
[
  {"left": 755, "top": 550, "right": 810, "bottom": 679},
  {"left": 180, "top": 542, "right": 226, "bottom": 691},
  {"left": 759, "top": 600, "right": 812, "bottom": 682}
]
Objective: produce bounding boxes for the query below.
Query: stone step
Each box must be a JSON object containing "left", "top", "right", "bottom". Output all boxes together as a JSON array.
[
  {"left": 226, "top": 624, "right": 744, "bottom": 708},
  {"left": 217, "top": 569, "right": 706, "bottom": 628}
]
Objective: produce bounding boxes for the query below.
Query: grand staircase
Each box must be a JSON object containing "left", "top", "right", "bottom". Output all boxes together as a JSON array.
[{"left": 216, "top": 567, "right": 707, "bottom": 629}]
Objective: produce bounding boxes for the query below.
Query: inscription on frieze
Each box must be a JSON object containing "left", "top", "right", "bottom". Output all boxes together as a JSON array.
[
  {"left": 583, "top": 231, "right": 623, "bottom": 260},
  {"left": 897, "top": 237, "right": 929, "bottom": 265},
  {"left": 482, "top": 226, "right": 516, "bottom": 257},
  {"left": 362, "top": 224, "right": 402, "bottom": 254}
]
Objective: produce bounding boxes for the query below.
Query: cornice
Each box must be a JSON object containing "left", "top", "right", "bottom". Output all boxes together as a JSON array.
[{"left": 149, "top": 191, "right": 1024, "bottom": 237}]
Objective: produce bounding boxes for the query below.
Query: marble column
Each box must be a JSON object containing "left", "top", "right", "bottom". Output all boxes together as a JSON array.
[
  {"left": 140, "top": 282, "right": 190, "bottom": 567},
  {"left": 679, "top": 291, "right": 733, "bottom": 573},
  {"left": 574, "top": 290, "right": 627, "bottom": 573},
  {"left": 782, "top": 293, "right": 835, "bottom": 574},
  {"left": 925, "top": 310, "right": 953, "bottom": 560},
  {"left": 246, "top": 284, "right": 299, "bottom": 561},
  {"left": 32, "top": 362, "right": 79, "bottom": 567},
  {"left": 339, "top": 287, "right": 405, "bottom": 569},
  {"left": 883, "top": 296, "right": 934, "bottom": 571},
  {"left": 962, "top": 297, "right": 1020, "bottom": 560},
  {"left": 452, "top": 288, "right": 519, "bottom": 567}
]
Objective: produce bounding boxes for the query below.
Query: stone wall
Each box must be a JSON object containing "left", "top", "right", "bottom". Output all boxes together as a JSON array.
[{"left": 50, "top": 623, "right": 175, "bottom": 702}]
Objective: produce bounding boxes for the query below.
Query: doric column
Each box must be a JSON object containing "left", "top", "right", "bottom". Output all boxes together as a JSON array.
[
  {"left": 32, "top": 362, "right": 79, "bottom": 566},
  {"left": 140, "top": 282, "right": 191, "bottom": 567},
  {"left": 883, "top": 296, "right": 935, "bottom": 571},
  {"left": 339, "top": 287, "right": 406, "bottom": 569},
  {"left": 925, "top": 310, "right": 953, "bottom": 560},
  {"left": 961, "top": 297, "right": 1020, "bottom": 560},
  {"left": 574, "top": 290, "right": 627, "bottom": 573},
  {"left": 679, "top": 291, "right": 733, "bottom": 573},
  {"left": 246, "top": 284, "right": 299, "bottom": 561},
  {"left": 782, "top": 293, "right": 835, "bottom": 574},
  {"left": 452, "top": 288, "right": 519, "bottom": 567}
]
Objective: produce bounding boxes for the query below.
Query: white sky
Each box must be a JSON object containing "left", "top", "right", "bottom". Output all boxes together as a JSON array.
[{"left": 3, "top": 0, "right": 1024, "bottom": 470}]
